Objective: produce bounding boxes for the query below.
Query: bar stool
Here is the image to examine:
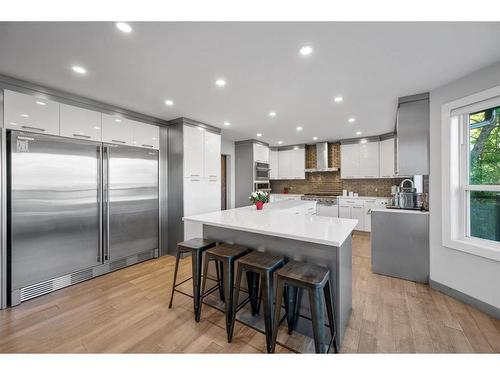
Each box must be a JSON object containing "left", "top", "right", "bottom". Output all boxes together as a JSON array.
[
  {"left": 168, "top": 238, "right": 218, "bottom": 321},
  {"left": 271, "top": 260, "right": 338, "bottom": 354},
  {"left": 198, "top": 243, "right": 252, "bottom": 340},
  {"left": 229, "top": 251, "right": 285, "bottom": 353}
]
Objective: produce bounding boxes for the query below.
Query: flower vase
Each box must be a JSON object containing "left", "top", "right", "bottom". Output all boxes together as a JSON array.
[{"left": 256, "top": 201, "right": 264, "bottom": 210}]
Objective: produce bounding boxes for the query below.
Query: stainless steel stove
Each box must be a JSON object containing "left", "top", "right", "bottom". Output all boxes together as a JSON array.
[{"left": 301, "top": 193, "right": 338, "bottom": 204}]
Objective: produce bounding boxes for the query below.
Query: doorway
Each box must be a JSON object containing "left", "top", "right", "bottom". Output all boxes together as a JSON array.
[{"left": 221, "top": 154, "right": 227, "bottom": 210}]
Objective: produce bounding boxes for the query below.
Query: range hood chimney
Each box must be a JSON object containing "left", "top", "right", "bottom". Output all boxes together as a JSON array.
[{"left": 305, "top": 142, "right": 338, "bottom": 172}]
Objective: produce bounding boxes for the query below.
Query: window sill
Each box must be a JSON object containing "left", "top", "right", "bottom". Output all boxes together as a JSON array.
[{"left": 443, "top": 237, "right": 500, "bottom": 262}]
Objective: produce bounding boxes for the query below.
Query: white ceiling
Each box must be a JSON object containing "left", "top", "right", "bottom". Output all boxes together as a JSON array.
[{"left": 1, "top": 22, "right": 500, "bottom": 145}]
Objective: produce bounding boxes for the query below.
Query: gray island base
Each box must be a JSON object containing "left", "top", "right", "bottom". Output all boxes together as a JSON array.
[{"left": 202, "top": 224, "right": 352, "bottom": 352}]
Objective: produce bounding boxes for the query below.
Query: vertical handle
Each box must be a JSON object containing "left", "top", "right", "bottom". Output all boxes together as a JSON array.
[
  {"left": 103, "top": 146, "right": 110, "bottom": 261},
  {"left": 97, "top": 146, "right": 103, "bottom": 263}
]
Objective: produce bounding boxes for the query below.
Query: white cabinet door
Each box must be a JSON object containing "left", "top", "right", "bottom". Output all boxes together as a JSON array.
[
  {"left": 253, "top": 143, "right": 270, "bottom": 163},
  {"left": 183, "top": 125, "right": 205, "bottom": 178},
  {"left": 291, "top": 147, "right": 305, "bottom": 179},
  {"left": 363, "top": 199, "right": 377, "bottom": 232},
  {"left": 340, "top": 143, "right": 359, "bottom": 179},
  {"left": 359, "top": 142, "right": 379, "bottom": 178},
  {"left": 351, "top": 205, "right": 365, "bottom": 230},
  {"left": 204, "top": 131, "right": 221, "bottom": 179},
  {"left": 102, "top": 114, "right": 134, "bottom": 145},
  {"left": 269, "top": 150, "right": 279, "bottom": 179},
  {"left": 205, "top": 177, "right": 221, "bottom": 211},
  {"left": 60, "top": 104, "right": 101, "bottom": 141},
  {"left": 338, "top": 204, "right": 351, "bottom": 219},
  {"left": 132, "top": 121, "right": 159, "bottom": 149},
  {"left": 379, "top": 138, "right": 395, "bottom": 178},
  {"left": 4, "top": 90, "right": 59, "bottom": 135},
  {"left": 317, "top": 204, "right": 339, "bottom": 217},
  {"left": 278, "top": 149, "right": 291, "bottom": 179}
]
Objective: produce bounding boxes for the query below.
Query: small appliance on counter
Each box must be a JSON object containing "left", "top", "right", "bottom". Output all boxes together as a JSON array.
[{"left": 388, "top": 178, "right": 428, "bottom": 211}]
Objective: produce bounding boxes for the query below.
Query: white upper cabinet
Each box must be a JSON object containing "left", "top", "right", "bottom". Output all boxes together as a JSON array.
[
  {"left": 183, "top": 125, "right": 205, "bottom": 178},
  {"left": 101, "top": 114, "right": 134, "bottom": 145},
  {"left": 204, "top": 130, "right": 221, "bottom": 179},
  {"left": 132, "top": 121, "right": 160, "bottom": 149},
  {"left": 358, "top": 141, "right": 379, "bottom": 178},
  {"left": 278, "top": 149, "right": 292, "bottom": 179},
  {"left": 290, "top": 147, "right": 305, "bottom": 179},
  {"left": 4, "top": 90, "right": 59, "bottom": 135},
  {"left": 379, "top": 138, "right": 396, "bottom": 178},
  {"left": 60, "top": 104, "right": 102, "bottom": 141},
  {"left": 269, "top": 149, "right": 279, "bottom": 179},
  {"left": 340, "top": 143, "right": 360, "bottom": 179},
  {"left": 253, "top": 143, "right": 270, "bottom": 163}
]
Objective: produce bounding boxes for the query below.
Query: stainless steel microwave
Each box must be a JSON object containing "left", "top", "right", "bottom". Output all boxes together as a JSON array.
[{"left": 255, "top": 162, "right": 270, "bottom": 180}]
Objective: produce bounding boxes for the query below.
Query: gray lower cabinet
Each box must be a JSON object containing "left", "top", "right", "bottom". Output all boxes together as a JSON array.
[{"left": 371, "top": 211, "right": 429, "bottom": 283}]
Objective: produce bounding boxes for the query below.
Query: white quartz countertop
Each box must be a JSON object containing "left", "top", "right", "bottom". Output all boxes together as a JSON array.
[
  {"left": 371, "top": 207, "right": 429, "bottom": 215},
  {"left": 183, "top": 200, "right": 358, "bottom": 247},
  {"left": 270, "top": 193, "right": 304, "bottom": 197},
  {"left": 338, "top": 196, "right": 389, "bottom": 200}
]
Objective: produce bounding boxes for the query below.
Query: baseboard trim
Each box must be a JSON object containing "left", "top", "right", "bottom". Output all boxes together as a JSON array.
[{"left": 430, "top": 279, "right": 500, "bottom": 319}]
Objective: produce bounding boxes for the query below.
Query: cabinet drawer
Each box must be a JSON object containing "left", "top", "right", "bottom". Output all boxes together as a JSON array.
[
  {"left": 102, "top": 114, "right": 134, "bottom": 145},
  {"left": 4, "top": 90, "right": 59, "bottom": 135},
  {"left": 60, "top": 104, "right": 102, "bottom": 141}
]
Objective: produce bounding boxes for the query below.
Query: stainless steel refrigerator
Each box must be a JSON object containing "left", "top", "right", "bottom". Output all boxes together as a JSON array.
[{"left": 9, "top": 131, "right": 158, "bottom": 305}]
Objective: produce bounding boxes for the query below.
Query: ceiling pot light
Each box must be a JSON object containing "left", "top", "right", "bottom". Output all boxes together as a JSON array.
[
  {"left": 115, "top": 22, "right": 132, "bottom": 33},
  {"left": 269, "top": 111, "right": 276, "bottom": 117},
  {"left": 333, "top": 96, "right": 343, "bottom": 103},
  {"left": 36, "top": 101, "right": 46, "bottom": 106},
  {"left": 20, "top": 114, "right": 29, "bottom": 118},
  {"left": 215, "top": 79, "right": 226, "bottom": 87},
  {"left": 360, "top": 139, "right": 367, "bottom": 144},
  {"left": 293, "top": 146, "right": 299, "bottom": 150},
  {"left": 348, "top": 117, "right": 356, "bottom": 123},
  {"left": 224, "top": 121, "right": 230, "bottom": 126},
  {"left": 165, "top": 99, "right": 174, "bottom": 106},
  {"left": 72, "top": 65, "right": 87, "bottom": 75},
  {"left": 115, "top": 119, "right": 122, "bottom": 123},
  {"left": 356, "top": 131, "right": 362, "bottom": 135},
  {"left": 313, "top": 136, "right": 318, "bottom": 141},
  {"left": 278, "top": 141, "right": 283, "bottom": 145},
  {"left": 299, "top": 45, "right": 313, "bottom": 56},
  {"left": 256, "top": 133, "right": 262, "bottom": 137},
  {"left": 296, "top": 126, "right": 303, "bottom": 131}
]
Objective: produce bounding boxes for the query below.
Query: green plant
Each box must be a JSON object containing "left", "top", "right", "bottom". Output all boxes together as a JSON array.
[{"left": 249, "top": 190, "right": 269, "bottom": 204}]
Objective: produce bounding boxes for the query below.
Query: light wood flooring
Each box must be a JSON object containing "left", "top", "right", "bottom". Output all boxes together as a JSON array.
[{"left": 1, "top": 233, "right": 499, "bottom": 353}]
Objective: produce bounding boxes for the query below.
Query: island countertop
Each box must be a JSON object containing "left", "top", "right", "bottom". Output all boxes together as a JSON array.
[{"left": 183, "top": 200, "right": 358, "bottom": 247}]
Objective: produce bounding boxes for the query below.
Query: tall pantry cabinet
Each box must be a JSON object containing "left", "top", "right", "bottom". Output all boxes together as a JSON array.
[{"left": 167, "top": 118, "right": 222, "bottom": 254}]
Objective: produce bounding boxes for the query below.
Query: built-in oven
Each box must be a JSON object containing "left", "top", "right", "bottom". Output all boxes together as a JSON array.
[{"left": 254, "top": 162, "right": 270, "bottom": 181}]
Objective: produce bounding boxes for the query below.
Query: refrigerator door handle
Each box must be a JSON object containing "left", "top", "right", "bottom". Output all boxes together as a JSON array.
[
  {"left": 97, "top": 146, "right": 103, "bottom": 263},
  {"left": 103, "top": 146, "right": 110, "bottom": 261}
]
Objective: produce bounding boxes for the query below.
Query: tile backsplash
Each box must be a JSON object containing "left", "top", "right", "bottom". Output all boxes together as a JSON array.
[{"left": 270, "top": 143, "right": 405, "bottom": 197}]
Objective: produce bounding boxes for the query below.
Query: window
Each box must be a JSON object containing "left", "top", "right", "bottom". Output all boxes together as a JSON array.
[{"left": 442, "top": 86, "right": 500, "bottom": 261}]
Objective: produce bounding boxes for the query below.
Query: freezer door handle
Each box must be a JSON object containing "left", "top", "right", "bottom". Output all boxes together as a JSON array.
[
  {"left": 97, "top": 146, "right": 103, "bottom": 263},
  {"left": 103, "top": 146, "right": 110, "bottom": 261}
]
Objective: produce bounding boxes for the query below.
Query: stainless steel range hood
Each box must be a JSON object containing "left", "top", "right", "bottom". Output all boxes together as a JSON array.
[{"left": 305, "top": 142, "right": 338, "bottom": 172}]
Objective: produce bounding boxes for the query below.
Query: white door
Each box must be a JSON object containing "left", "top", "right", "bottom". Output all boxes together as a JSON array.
[
  {"left": 278, "top": 149, "right": 291, "bottom": 179},
  {"left": 338, "top": 204, "right": 352, "bottom": 219},
  {"left": 359, "top": 142, "right": 380, "bottom": 178},
  {"left": 316, "top": 204, "right": 339, "bottom": 217},
  {"left": 379, "top": 138, "right": 395, "bottom": 178},
  {"left": 60, "top": 104, "right": 102, "bottom": 141},
  {"left": 351, "top": 205, "right": 365, "bottom": 231},
  {"left": 4, "top": 90, "right": 60, "bottom": 135},
  {"left": 204, "top": 131, "right": 221, "bottom": 179},
  {"left": 183, "top": 125, "right": 205, "bottom": 178},
  {"left": 269, "top": 150, "right": 279, "bottom": 179},
  {"left": 205, "top": 177, "right": 221, "bottom": 211},
  {"left": 132, "top": 121, "right": 160, "bottom": 149},
  {"left": 363, "top": 199, "right": 377, "bottom": 232},
  {"left": 340, "top": 143, "right": 359, "bottom": 179},
  {"left": 291, "top": 147, "right": 306, "bottom": 179},
  {"left": 102, "top": 114, "right": 134, "bottom": 145}
]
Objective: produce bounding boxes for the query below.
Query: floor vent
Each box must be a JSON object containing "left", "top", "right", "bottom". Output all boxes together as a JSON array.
[
  {"left": 20, "top": 267, "right": 95, "bottom": 302},
  {"left": 109, "top": 258, "right": 127, "bottom": 271}
]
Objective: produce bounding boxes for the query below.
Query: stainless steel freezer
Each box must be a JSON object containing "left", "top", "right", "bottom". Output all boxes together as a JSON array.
[
  {"left": 103, "top": 144, "right": 158, "bottom": 264},
  {"left": 9, "top": 132, "right": 159, "bottom": 305},
  {"left": 9, "top": 131, "right": 102, "bottom": 303}
]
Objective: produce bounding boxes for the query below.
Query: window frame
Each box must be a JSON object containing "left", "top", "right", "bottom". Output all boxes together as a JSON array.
[{"left": 442, "top": 86, "right": 500, "bottom": 261}]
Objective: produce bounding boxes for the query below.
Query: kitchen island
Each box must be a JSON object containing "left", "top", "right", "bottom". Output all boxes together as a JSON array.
[{"left": 183, "top": 200, "right": 357, "bottom": 349}]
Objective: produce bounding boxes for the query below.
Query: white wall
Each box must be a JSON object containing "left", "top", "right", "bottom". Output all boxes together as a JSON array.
[
  {"left": 221, "top": 137, "right": 236, "bottom": 209},
  {"left": 430, "top": 62, "right": 500, "bottom": 309}
]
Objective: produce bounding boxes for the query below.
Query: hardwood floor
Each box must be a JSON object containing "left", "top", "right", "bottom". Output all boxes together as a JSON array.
[{"left": 1, "top": 232, "right": 499, "bottom": 353}]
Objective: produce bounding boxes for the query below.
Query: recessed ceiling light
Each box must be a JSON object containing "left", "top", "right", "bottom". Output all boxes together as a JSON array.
[
  {"left": 313, "top": 136, "right": 318, "bottom": 141},
  {"left": 94, "top": 126, "right": 100, "bottom": 130},
  {"left": 36, "top": 101, "right": 46, "bottom": 106},
  {"left": 256, "top": 133, "right": 262, "bottom": 137},
  {"left": 165, "top": 99, "right": 174, "bottom": 106},
  {"left": 278, "top": 141, "right": 283, "bottom": 145},
  {"left": 348, "top": 117, "right": 356, "bottom": 123},
  {"left": 215, "top": 79, "right": 226, "bottom": 87},
  {"left": 333, "top": 96, "right": 343, "bottom": 103},
  {"left": 269, "top": 111, "right": 276, "bottom": 117},
  {"left": 115, "top": 119, "right": 122, "bottom": 123},
  {"left": 20, "top": 114, "right": 29, "bottom": 118},
  {"left": 356, "top": 131, "right": 362, "bottom": 135},
  {"left": 115, "top": 22, "right": 132, "bottom": 33},
  {"left": 72, "top": 65, "right": 87, "bottom": 75},
  {"left": 293, "top": 146, "right": 299, "bottom": 150},
  {"left": 296, "top": 126, "right": 303, "bottom": 131},
  {"left": 360, "top": 139, "right": 367, "bottom": 144},
  {"left": 224, "top": 121, "right": 230, "bottom": 126},
  {"left": 10, "top": 122, "right": 17, "bottom": 126},
  {"left": 299, "top": 45, "right": 313, "bottom": 56}
]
